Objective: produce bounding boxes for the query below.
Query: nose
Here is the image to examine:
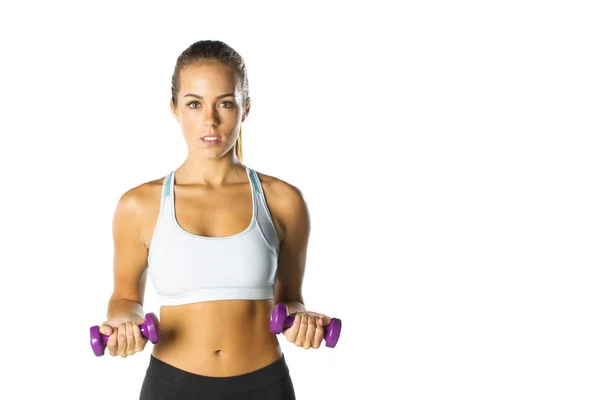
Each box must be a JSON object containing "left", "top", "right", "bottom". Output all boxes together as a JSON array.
[{"left": 203, "top": 106, "right": 219, "bottom": 127}]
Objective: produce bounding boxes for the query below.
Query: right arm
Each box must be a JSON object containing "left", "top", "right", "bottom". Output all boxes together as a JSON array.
[{"left": 100, "top": 187, "right": 150, "bottom": 357}]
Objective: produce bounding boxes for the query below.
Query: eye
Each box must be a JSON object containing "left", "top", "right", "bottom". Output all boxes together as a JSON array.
[
  {"left": 186, "top": 101, "right": 200, "bottom": 109},
  {"left": 220, "top": 101, "right": 235, "bottom": 108}
]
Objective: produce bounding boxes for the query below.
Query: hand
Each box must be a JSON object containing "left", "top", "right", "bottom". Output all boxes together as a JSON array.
[
  {"left": 283, "top": 311, "right": 332, "bottom": 349},
  {"left": 99, "top": 314, "right": 148, "bottom": 358}
]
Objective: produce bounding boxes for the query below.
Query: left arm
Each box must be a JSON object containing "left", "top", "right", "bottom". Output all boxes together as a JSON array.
[
  {"left": 273, "top": 183, "right": 309, "bottom": 314},
  {"left": 269, "top": 181, "right": 330, "bottom": 349}
]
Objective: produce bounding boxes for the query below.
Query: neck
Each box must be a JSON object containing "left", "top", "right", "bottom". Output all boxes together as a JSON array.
[{"left": 176, "top": 151, "right": 244, "bottom": 187}]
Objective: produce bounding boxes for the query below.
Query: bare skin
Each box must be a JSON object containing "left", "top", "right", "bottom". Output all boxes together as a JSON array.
[{"left": 99, "top": 59, "right": 332, "bottom": 377}]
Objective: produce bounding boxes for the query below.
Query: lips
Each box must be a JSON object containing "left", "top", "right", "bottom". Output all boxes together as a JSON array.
[{"left": 200, "top": 135, "right": 222, "bottom": 144}]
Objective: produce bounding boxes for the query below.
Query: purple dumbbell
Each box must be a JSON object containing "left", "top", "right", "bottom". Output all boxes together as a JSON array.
[
  {"left": 269, "top": 303, "right": 342, "bottom": 348},
  {"left": 89, "top": 312, "right": 161, "bottom": 357}
]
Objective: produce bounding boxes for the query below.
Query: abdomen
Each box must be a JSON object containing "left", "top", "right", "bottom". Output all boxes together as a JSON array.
[{"left": 151, "top": 299, "right": 282, "bottom": 377}]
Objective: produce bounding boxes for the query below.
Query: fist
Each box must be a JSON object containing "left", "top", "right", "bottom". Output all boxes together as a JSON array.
[
  {"left": 99, "top": 314, "right": 148, "bottom": 358},
  {"left": 283, "top": 311, "right": 332, "bottom": 349}
]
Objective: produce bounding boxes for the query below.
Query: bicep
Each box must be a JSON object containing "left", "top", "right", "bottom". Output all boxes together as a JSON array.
[
  {"left": 110, "top": 191, "right": 149, "bottom": 305},
  {"left": 273, "top": 188, "right": 311, "bottom": 305}
]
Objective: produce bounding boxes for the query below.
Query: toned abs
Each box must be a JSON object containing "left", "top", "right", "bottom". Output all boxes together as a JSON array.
[{"left": 154, "top": 300, "right": 281, "bottom": 376}]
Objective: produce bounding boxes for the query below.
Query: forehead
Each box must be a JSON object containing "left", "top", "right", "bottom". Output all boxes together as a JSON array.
[{"left": 178, "top": 60, "right": 239, "bottom": 94}]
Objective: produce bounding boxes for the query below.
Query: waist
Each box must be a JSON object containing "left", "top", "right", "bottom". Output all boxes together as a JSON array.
[{"left": 151, "top": 299, "right": 282, "bottom": 376}]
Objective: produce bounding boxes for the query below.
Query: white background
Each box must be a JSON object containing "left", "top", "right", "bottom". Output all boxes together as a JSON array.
[{"left": 0, "top": 1, "right": 598, "bottom": 399}]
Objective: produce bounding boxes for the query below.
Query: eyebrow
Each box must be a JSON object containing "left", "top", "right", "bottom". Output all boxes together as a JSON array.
[{"left": 183, "top": 93, "right": 235, "bottom": 100}]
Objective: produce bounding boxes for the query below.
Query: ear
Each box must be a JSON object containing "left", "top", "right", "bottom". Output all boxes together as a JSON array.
[
  {"left": 170, "top": 98, "right": 179, "bottom": 122},
  {"left": 241, "top": 98, "right": 251, "bottom": 122}
]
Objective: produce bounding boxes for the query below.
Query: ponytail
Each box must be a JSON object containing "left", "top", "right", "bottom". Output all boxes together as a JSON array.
[{"left": 235, "top": 127, "right": 243, "bottom": 162}]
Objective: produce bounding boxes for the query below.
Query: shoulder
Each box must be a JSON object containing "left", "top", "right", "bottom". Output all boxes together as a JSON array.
[
  {"left": 113, "top": 176, "right": 165, "bottom": 221},
  {"left": 252, "top": 169, "right": 310, "bottom": 239},
  {"left": 254, "top": 170, "right": 306, "bottom": 209}
]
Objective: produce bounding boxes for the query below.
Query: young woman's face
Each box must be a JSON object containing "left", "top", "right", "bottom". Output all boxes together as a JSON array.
[{"left": 171, "top": 59, "right": 248, "bottom": 160}]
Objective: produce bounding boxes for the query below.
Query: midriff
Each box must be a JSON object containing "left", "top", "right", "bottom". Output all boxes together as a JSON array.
[{"left": 151, "top": 299, "right": 282, "bottom": 377}]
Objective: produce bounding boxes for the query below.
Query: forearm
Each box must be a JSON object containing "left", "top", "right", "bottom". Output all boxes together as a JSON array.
[{"left": 106, "top": 298, "right": 144, "bottom": 320}]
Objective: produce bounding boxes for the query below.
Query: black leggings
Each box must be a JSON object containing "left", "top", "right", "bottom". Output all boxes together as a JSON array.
[{"left": 139, "top": 354, "right": 296, "bottom": 400}]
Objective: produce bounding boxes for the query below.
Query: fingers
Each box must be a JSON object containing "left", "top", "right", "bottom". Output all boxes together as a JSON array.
[
  {"left": 282, "top": 313, "right": 301, "bottom": 343},
  {"left": 320, "top": 315, "right": 332, "bottom": 326},
  {"left": 303, "top": 315, "right": 317, "bottom": 349},
  {"left": 282, "top": 312, "right": 330, "bottom": 350},
  {"left": 107, "top": 325, "right": 119, "bottom": 357},
  {"left": 117, "top": 323, "right": 127, "bottom": 357},
  {"left": 109, "top": 323, "right": 139, "bottom": 358},
  {"left": 101, "top": 316, "right": 148, "bottom": 358},
  {"left": 295, "top": 314, "right": 320, "bottom": 349},
  {"left": 313, "top": 318, "right": 325, "bottom": 349},
  {"left": 99, "top": 323, "right": 113, "bottom": 336},
  {"left": 294, "top": 314, "right": 309, "bottom": 347},
  {"left": 122, "top": 322, "right": 147, "bottom": 357},
  {"left": 124, "top": 322, "right": 135, "bottom": 356},
  {"left": 133, "top": 322, "right": 147, "bottom": 353},
  {"left": 302, "top": 315, "right": 319, "bottom": 349}
]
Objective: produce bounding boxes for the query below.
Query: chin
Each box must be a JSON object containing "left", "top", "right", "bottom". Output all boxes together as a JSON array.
[{"left": 195, "top": 148, "right": 229, "bottom": 160}]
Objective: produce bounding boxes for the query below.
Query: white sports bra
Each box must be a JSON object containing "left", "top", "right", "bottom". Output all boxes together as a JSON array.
[{"left": 147, "top": 167, "right": 280, "bottom": 306}]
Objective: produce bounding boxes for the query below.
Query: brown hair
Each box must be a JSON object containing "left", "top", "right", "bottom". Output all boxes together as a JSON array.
[{"left": 171, "top": 40, "right": 249, "bottom": 161}]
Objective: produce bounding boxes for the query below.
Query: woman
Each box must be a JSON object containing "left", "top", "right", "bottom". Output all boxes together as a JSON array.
[{"left": 98, "top": 40, "right": 333, "bottom": 399}]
